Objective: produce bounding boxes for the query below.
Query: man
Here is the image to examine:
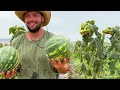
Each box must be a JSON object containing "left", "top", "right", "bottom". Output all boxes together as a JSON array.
[{"left": 2, "top": 11, "right": 69, "bottom": 79}]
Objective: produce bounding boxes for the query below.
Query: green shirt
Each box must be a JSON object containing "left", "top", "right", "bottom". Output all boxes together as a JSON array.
[{"left": 11, "top": 31, "right": 59, "bottom": 79}]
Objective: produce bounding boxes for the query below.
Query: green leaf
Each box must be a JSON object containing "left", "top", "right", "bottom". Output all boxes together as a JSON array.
[
  {"left": 83, "top": 52, "right": 91, "bottom": 63},
  {"left": 17, "top": 26, "right": 26, "bottom": 31},
  {"left": 108, "top": 62, "right": 116, "bottom": 75},
  {"left": 94, "top": 60, "right": 100, "bottom": 73},
  {"left": 9, "top": 27, "right": 16, "bottom": 35},
  {"left": 81, "top": 64, "right": 87, "bottom": 73}
]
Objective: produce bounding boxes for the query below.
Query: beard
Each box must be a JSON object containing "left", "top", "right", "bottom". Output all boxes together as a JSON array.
[{"left": 26, "top": 23, "right": 42, "bottom": 33}]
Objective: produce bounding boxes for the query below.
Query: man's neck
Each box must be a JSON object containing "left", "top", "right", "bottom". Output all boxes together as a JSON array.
[{"left": 27, "top": 28, "right": 45, "bottom": 42}]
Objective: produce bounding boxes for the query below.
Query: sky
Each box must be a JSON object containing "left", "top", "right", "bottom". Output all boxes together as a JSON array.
[{"left": 1, "top": 11, "right": 120, "bottom": 42}]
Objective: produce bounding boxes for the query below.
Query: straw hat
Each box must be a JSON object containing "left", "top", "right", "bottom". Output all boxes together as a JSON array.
[{"left": 15, "top": 11, "right": 51, "bottom": 26}]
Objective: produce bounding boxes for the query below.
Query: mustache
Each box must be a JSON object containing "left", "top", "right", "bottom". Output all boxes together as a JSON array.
[{"left": 28, "top": 21, "right": 37, "bottom": 24}]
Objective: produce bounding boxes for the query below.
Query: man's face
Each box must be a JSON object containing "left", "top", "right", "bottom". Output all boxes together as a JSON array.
[{"left": 24, "top": 11, "right": 44, "bottom": 33}]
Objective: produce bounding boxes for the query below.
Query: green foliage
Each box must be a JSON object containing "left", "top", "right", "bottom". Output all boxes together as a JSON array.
[
  {"left": 9, "top": 25, "right": 26, "bottom": 42},
  {"left": 69, "top": 20, "right": 120, "bottom": 79},
  {"left": 0, "top": 43, "right": 3, "bottom": 48}
]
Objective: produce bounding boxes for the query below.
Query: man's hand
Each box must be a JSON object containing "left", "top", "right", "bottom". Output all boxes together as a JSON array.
[
  {"left": 0, "top": 64, "right": 21, "bottom": 79},
  {"left": 49, "top": 58, "right": 69, "bottom": 74},
  {"left": 0, "top": 69, "right": 17, "bottom": 79}
]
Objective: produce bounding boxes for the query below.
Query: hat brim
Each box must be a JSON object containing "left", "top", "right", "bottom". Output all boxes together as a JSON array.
[{"left": 15, "top": 11, "right": 51, "bottom": 27}]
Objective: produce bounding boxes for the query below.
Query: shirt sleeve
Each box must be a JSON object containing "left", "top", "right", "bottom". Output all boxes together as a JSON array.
[{"left": 10, "top": 34, "right": 24, "bottom": 49}]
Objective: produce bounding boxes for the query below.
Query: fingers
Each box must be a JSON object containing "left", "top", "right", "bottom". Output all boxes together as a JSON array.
[
  {"left": 5, "top": 71, "right": 11, "bottom": 79},
  {"left": 1, "top": 69, "right": 17, "bottom": 79},
  {"left": 11, "top": 69, "right": 16, "bottom": 78},
  {"left": 48, "top": 59, "right": 58, "bottom": 68},
  {"left": 48, "top": 59, "right": 54, "bottom": 65},
  {"left": 48, "top": 59, "right": 52, "bottom": 63},
  {"left": 50, "top": 59, "right": 62, "bottom": 66},
  {"left": 56, "top": 59, "right": 61, "bottom": 65},
  {"left": 51, "top": 59, "right": 58, "bottom": 65},
  {"left": 63, "top": 58, "right": 69, "bottom": 65},
  {"left": 49, "top": 58, "right": 69, "bottom": 65},
  {"left": 1, "top": 71, "right": 5, "bottom": 77}
]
